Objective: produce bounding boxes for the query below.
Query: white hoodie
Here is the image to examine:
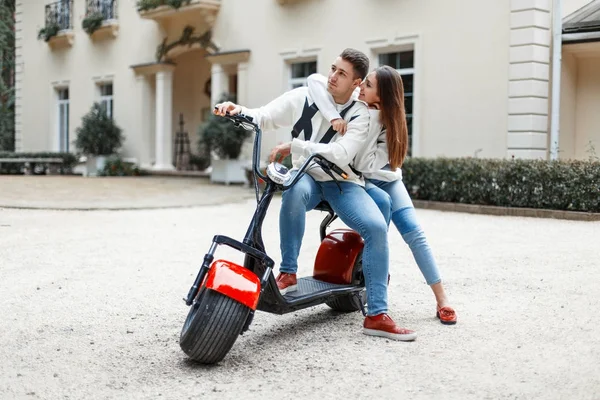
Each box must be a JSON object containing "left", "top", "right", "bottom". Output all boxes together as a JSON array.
[
  {"left": 307, "top": 73, "right": 403, "bottom": 182},
  {"left": 240, "top": 86, "right": 370, "bottom": 185}
]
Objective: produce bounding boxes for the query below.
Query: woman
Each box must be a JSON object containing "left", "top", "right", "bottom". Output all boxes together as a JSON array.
[{"left": 307, "top": 66, "right": 457, "bottom": 325}]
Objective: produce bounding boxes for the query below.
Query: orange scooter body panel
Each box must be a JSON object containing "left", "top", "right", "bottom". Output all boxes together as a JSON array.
[
  {"left": 205, "top": 259, "right": 261, "bottom": 310},
  {"left": 313, "top": 229, "right": 364, "bottom": 285}
]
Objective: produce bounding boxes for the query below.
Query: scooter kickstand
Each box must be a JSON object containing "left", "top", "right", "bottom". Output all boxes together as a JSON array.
[{"left": 355, "top": 292, "right": 367, "bottom": 316}]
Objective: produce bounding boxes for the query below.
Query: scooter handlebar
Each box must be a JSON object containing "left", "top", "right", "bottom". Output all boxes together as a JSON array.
[
  {"left": 280, "top": 154, "right": 347, "bottom": 191},
  {"left": 314, "top": 157, "right": 349, "bottom": 180},
  {"left": 216, "top": 109, "right": 257, "bottom": 127},
  {"left": 213, "top": 110, "right": 348, "bottom": 190}
]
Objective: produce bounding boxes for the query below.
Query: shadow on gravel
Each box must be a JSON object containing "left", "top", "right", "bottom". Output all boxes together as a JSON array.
[{"left": 178, "top": 308, "right": 357, "bottom": 370}]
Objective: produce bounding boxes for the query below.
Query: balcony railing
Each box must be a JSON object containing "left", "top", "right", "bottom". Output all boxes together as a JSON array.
[
  {"left": 86, "top": 0, "right": 118, "bottom": 20},
  {"left": 44, "top": 0, "right": 73, "bottom": 31}
]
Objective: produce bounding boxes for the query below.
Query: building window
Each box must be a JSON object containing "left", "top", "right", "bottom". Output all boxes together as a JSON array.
[
  {"left": 289, "top": 61, "right": 317, "bottom": 89},
  {"left": 378, "top": 50, "right": 414, "bottom": 155},
  {"left": 98, "top": 82, "right": 113, "bottom": 119},
  {"left": 45, "top": 0, "right": 73, "bottom": 31},
  {"left": 87, "top": 0, "right": 118, "bottom": 21},
  {"left": 57, "top": 87, "right": 69, "bottom": 152}
]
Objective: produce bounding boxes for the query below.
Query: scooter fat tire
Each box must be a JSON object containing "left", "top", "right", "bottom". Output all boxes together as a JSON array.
[
  {"left": 326, "top": 289, "right": 366, "bottom": 312},
  {"left": 180, "top": 289, "right": 250, "bottom": 364}
]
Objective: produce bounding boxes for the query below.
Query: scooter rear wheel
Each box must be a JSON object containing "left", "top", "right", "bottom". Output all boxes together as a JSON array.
[
  {"left": 180, "top": 288, "right": 250, "bottom": 364},
  {"left": 326, "top": 289, "right": 366, "bottom": 312}
]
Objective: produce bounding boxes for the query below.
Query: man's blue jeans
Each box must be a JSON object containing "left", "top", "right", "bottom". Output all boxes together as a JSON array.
[
  {"left": 366, "top": 179, "right": 442, "bottom": 285},
  {"left": 279, "top": 174, "right": 391, "bottom": 316}
]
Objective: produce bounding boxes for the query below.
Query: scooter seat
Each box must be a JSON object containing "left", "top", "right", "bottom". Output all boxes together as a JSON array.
[{"left": 314, "top": 201, "right": 334, "bottom": 214}]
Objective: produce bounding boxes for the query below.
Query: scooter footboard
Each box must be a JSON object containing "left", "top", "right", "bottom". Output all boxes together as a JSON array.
[{"left": 205, "top": 259, "right": 261, "bottom": 310}]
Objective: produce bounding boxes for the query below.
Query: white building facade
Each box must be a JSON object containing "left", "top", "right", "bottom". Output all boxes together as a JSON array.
[{"left": 14, "top": 0, "right": 600, "bottom": 169}]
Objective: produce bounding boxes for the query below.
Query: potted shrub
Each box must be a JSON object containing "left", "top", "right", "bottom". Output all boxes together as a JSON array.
[
  {"left": 37, "top": 23, "right": 61, "bottom": 42},
  {"left": 75, "top": 103, "right": 124, "bottom": 177},
  {"left": 136, "top": 0, "right": 191, "bottom": 12},
  {"left": 198, "top": 94, "right": 252, "bottom": 184},
  {"left": 190, "top": 141, "right": 211, "bottom": 171},
  {"left": 82, "top": 12, "right": 104, "bottom": 35}
]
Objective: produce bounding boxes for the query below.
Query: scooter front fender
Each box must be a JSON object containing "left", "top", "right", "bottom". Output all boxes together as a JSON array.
[{"left": 205, "top": 259, "right": 261, "bottom": 310}]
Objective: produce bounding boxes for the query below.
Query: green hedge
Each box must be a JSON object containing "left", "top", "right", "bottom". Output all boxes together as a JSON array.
[
  {"left": 402, "top": 158, "right": 600, "bottom": 213},
  {"left": 0, "top": 152, "right": 77, "bottom": 165},
  {"left": 0, "top": 152, "right": 78, "bottom": 174}
]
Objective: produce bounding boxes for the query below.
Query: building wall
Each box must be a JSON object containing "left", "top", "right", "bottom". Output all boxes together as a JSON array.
[
  {"left": 559, "top": 51, "right": 578, "bottom": 159},
  {"left": 575, "top": 56, "right": 600, "bottom": 159},
  {"left": 560, "top": 35, "right": 600, "bottom": 160},
  {"left": 212, "top": 0, "right": 511, "bottom": 159},
  {"left": 16, "top": 0, "right": 598, "bottom": 164},
  {"left": 16, "top": 0, "right": 214, "bottom": 166},
  {"left": 17, "top": 0, "right": 165, "bottom": 161}
]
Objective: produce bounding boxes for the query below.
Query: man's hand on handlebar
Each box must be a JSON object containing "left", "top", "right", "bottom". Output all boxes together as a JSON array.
[
  {"left": 214, "top": 101, "right": 242, "bottom": 116},
  {"left": 269, "top": 142, "right": 292, "bottom": 163}
]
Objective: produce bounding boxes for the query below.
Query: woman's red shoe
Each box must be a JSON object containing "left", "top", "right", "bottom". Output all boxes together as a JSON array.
[{"left": 436, "top": 306, "right": 457, "bottom": 325}]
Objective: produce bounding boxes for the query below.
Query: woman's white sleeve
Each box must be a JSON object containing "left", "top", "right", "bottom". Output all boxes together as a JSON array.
[{"left": 354, "top": 129, "right": 390, "bottom": 173}]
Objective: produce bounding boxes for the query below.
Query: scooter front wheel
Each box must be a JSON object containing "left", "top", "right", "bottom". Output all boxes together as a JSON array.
[{"left": 180, "top": 289, "right": 250, "bottom": 364}]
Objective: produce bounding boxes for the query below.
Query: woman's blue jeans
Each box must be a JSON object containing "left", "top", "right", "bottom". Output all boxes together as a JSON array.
[
  {"left": 365, "top": 179, "right": 442, "bottom": 285},
  {"left": 279, "top": 173, "right": 391, "bottom": 316}
]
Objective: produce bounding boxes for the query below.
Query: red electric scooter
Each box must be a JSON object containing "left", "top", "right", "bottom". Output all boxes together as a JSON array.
[{"left": 180, "top": 112, "right": 366, "bottom": 364}]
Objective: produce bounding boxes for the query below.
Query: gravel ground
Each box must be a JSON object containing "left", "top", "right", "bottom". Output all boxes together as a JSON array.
[
  {"left": 0, "top": 176, "right": 254, "bottom": 210},
  {"left": 1, "top": 197, "right": 599, "bottom": 400}
]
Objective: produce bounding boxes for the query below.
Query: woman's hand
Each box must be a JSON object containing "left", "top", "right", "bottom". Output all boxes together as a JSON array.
[
  {"left": 269, "top": 142, "right": 292, "bottom": 163},
  {"left": 331, "top": 118, "right": 347, "bottom": 135}
]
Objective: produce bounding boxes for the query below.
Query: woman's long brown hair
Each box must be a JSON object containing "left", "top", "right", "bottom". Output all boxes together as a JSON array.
[{"left": 375, "top": 65, "right": 409, "bottom": 169}]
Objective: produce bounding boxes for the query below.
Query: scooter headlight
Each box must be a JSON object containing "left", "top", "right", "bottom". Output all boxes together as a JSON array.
[{"left": 266, "top": 162, "right": 291, "bottom": 185}]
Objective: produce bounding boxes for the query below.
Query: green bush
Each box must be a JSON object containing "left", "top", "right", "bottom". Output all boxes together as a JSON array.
[
  {"left": 198, "top": 94, "right": 251, "bottom": 160},
  {"left": 82, "top": 12, "right": 104, "bottom": 35},
  {"left": 189, "top": 152, "right": 210, "bottom": 171},
  {"left": 136, "top": 0, "right": 191, "bottom": 11},
  {"left": 0, "top": 151, "right": 77, "bottom": 174},
  {"left": 0, "top": 151, "right": 77, "bottom": 165},
  {"left": 1, "top": 0, "right": 15, "bottom": 152},
  {"left": 0, "top": 90, "right": 15, "bottom": 151},
  {"left": 99, "top": 156, "right": 143, "bottom": 176},
  {"left": 402, "top": 157, "right": 600, "bottom": 213},
  {"left": 165, "top": 0, "right": 192, "bottom": 8},
  {"left": 75, "top": 103, "right": 123, "bottom": 156},
  {"left": 37, "top": 23, "right": 60, "bottom": 42}
]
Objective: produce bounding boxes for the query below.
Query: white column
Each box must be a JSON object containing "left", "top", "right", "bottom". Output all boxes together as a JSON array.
[
  {"left": 153, "top": 68, "right": 175, "bottom": 171},
  {"left": 210, "top": 63, "right": 229, "bottom": 105},
  {"left": 136, "top": 74, "right": 154, "bottom": 169},
  {"left": 507, "top": 0, "right": 552, "bottom": 160}
]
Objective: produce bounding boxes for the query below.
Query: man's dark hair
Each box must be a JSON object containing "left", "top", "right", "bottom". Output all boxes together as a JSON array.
[{"left": 339, "top": 48, "right": 370, "bottom": 80}]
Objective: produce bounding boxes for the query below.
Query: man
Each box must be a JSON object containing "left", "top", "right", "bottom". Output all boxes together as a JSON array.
[{"left": 215, "top": 49, "right": 416, "bottom": 341}]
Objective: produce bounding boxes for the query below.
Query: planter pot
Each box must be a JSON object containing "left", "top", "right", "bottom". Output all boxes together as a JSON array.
[
  {"left": 210, "top": 158, "right": 247, "bottom": 185},
  {"left": 84, "top": 155, "right": 108, "bottom": 177}
]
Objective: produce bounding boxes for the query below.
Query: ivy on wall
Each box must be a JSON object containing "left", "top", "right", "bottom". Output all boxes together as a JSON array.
[{"left": 155, "top": 25, "right": 219, "bottom": 62}]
